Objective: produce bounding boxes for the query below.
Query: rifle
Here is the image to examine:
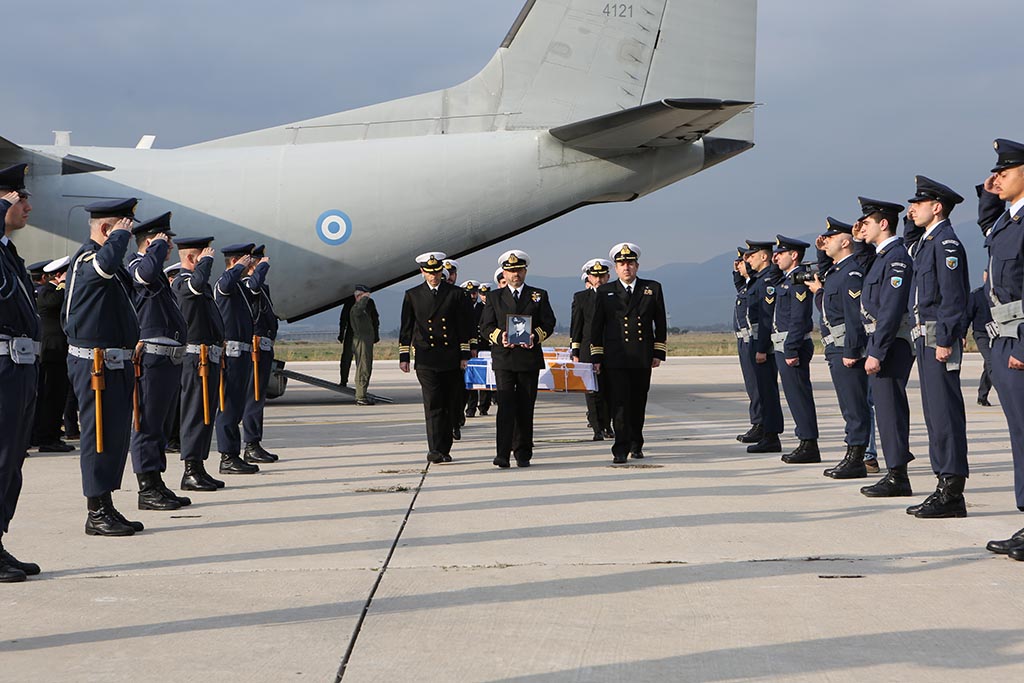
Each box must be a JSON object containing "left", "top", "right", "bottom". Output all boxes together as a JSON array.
[
  {"left": 91, "top": 349, "right": 106, "bottom": 453},
  {"left": 252, "top": 335, "right": 261, "bottom": 401},
  {"left": 199, "top": 344, "right": 211, "bottom": 425}
]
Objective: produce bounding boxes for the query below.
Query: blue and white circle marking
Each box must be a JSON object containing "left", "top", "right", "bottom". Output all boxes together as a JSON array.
[{"left": 316, "top": 210, "right": 353, "bottom": 246}]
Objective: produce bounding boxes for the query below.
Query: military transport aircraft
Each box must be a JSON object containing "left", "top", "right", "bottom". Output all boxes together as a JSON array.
[{"left": 1, "top": 0, "right": 757, "bottom": 323}]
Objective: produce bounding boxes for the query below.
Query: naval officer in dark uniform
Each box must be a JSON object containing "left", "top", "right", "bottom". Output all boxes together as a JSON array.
[
  {"left": 904, "top": 176, "right": 971, "bottom": 519},
  {"left": 770, "top": 236, "right": 820, "bottom": 464},
  {"left": 127, "top": 213, "right": 191, "bottom": 512},
  {"left": 589, "top": 243, "right": 666, "bottom": 464},
  {"left": 734, "top": 248, "right": 763, "bottom": 444},
  {"left": 241, "top": 244, "right": 279, "bottom": 463},
  {"left": 480, "top": 250, "right": 557, "bottom": 467},
  {"left": 399, "top": 252, "right": 472, "bottom": 463},
  {"left": 63, "top": 199, "right": 144, "bottom": 536},
  {"left": 855, "top": 197, "right": 917, "bottom": 499},
  {"left": 172, "top": 236, "right": 225, "bottom": 492},
  {"left": 214, "top": 243, "right": 260, "bottom": 475},
  {"left": 808, "top": 218, "right": 871, "bottom": 478},
  {"left": 33, "top": 256, "right": 75, "bottom": 453},
  {"left": 571, "top": 258, "right": 613, "bottom": 441},
  {"left": 744, "top": 240, "right": 785, "bottom": 453},
  {"left": 977, "top": 140, "right": 1024, "bottom": 559},
  {"left": 0, "top": 169, "right": 43, "bottom": 580},
  {"left": 473, "top": 283, "right": 494, "bottom": 416}
]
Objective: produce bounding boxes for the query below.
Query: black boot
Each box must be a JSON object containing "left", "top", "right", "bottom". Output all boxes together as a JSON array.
[
  {"left": 782, "top": 439, "right": 821, "bottom": 464},
  {"left": 158, "top": 481, "right": 192, "bottom": 507},
  {"left": 747, "top": 433, "right": 781, "bottom": 453},
  {"left": 592, "top": 430, "right": 605, "bottom": 441},
  {"left": 85, "top": 495, "right": 136, "bottom": 536},
  {"left": 137, "top": 472, "right": 182, "bottom": 511},
  {"left": 244, "top": 441, "right": 278, "bottom": 463},
  {"left": 0, "top": 537, "right": 38, "bottom": 579},
  {"left": 860, "top": 466, "right": 913, "bottom": 497},
  {"left": 0, "top": 546, "right": 26, "bottom": 582},
  {"left": 737, "top": 424, "right": 764, "bottom": 444},
  {"left": 823, "top": 445, "right": 868, "bottom": 479},
  {"left": 181, "top": 459, "right": 218, "bottom": 491},
  {"left": 104, "top": 493, "right": 144, "bottom": 531},
  {"left": 988, "top": 527, "right": 1024, "bottom": 554},
  {"left": 220, "top": 453, "right": 259, "bottom": 475},
  {"left": 912, "top": 475, "right": 967, "bottom": 518}
]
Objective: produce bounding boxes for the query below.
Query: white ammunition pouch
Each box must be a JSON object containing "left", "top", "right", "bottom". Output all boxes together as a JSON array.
[
  {"left": 987, "top": 300, "right": 1024, "bottom": 340},
  {"left": 0, "top": 336, "right": 40, "bottom": 365}
]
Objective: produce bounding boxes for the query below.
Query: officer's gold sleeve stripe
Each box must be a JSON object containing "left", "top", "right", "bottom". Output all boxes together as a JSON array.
[
  {"left": 654, "top": 343, "right": 668, "bottom": 351},
  {"left": 535, "top": 328, "right": 548, "bottom": 343},
  {"left": 468, "top": 337, "right": 478, "bottom": 345},
  {"left": 590, "top": 346, "right": 604, "bottom": 354},
  {"left": 571, "top": 342, "right": 580, "bottom": 349},
  {"left": 460, "top": 344, "right": 471, "bottom": 350},
  {"left": 399, "top": 346, "right": 411, "bottom": 353}
]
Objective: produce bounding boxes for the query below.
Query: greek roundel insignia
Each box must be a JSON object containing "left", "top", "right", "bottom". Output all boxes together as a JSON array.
[
  {"left": 946, "top": 256, "right": 959, "bottom": 270},
  {"left": 890, "top": 276, "right": 903, "bottom": 288},
  {"left": 795, "top": 291, "right": 807, "bottom": 302},
  {"left": 849, "top": 289, "right": 862, "bottom": 299},
  {"left": 531, "top": 291, "right": 542, "bottom": 303},
  {"left": 766, "top": 286, "right": 775, "bottom": 295}
]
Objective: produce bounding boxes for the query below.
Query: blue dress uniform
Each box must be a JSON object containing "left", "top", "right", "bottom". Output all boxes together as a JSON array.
[
  {"left": 214, "top": 243, "right": 260, "bottom": 475},
  {"left": 733, "top": 249, "right": 763, "bottom": 443},
  {"left": 745, "top": 243, "right": 785, "bottom": 453},
  {"left": 0, "top": 172, "right": 43, "bottom": 579},
  {"left": 905, "top": 176, "right": 971, "bottom": 518},
  {"left": 63, "top": 199, "right": 144, "bottom": 536},
  {"left": 588, "top": 244, "right": 666, "bottom": 464},
  {"left": 400, "top": 253, "right": 473, "bottom": 463},
  {"left": 126, "top": 213, "right": 191, "bottom": 511},
  {"left": 571, "top": 259, "right": 613, "bottom": 440},
  {"left": 172, "top": 237, "right": 226, "bottom": 491},
  {"left": 771, "top": 236, "right": 820, "bottom": 464},
  {"left": 816, "top": 219, "right": 872, "bottom": 479},
  {"left": 964, "top": 283, "right": 995, "bottom": 404},
  {"left": 242, "top": 245, "right": 279, "bottom": 463},
  {"left": 856, "top": 197, "right": 916, "bottom": 498}
]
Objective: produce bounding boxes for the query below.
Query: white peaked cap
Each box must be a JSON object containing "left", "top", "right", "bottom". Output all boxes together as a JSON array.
[
  {"left": 494, "top": 267, "right": 506, "bottom": 283},
  {"left": 581, "top": 258, "right": 613, "bottom": 273},
  {"left": 498, "top": 249, "right": 530, "bottom": 268},
  {"left": 443, "top": 258, "right": 460, "bottom": 270},
  {"left": 609, "top": 242, "right": 641, "bottom": 260},
  {"left": 43, "top": 256, "right": 70, "bottom": 273}
]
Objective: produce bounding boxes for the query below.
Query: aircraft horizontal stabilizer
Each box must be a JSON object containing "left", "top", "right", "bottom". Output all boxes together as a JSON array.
[
  {"left": 0, "top": 134, "right": 115, "bottom": 175},
  {"left": 549, "top": 99, "right": 753, "bottom": 151},
  {"left": 0, "top": 135, "right": 22, "bottom": 150}
]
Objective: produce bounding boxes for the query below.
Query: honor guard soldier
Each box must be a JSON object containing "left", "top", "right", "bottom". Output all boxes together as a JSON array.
[
  {"left": 571, "top": 258, "right": 614, "bottom": 440},
  {"left": 770, "top": 236, "right": 820, "bottom": 463},
  {"left": 734, "top": 248, "right": 763, "bottom": 444},
  {"left": 744, "top": 240, "right": 785, "bottom": 453},
  {"left": 964, "top": 270, "right": 995, "bottom": 406},
  {"left": 856, "top": 197, "right": 916, "bottom": 498},
  {"left": 904, "top": 176, "right": 971, "bottom": 518},
  {"left": 978, "top": 140, "right": 1024, "bottom": 559},
  {"left": 240, "top": 244, "right": 280, "bottom": 461},
  {"left": 400, "top": 253, "right": 472, "bottom": 463},
  {"left": 33, "top": 256, "right": 75, "bottom": 452},
  {"left": 808, "top": 219, "right": 872, "bottom": 478},
  {"left": 589, "top": 244, "right": 666, "bottom": 463},
  {"left": 481, "top": 250, "right": 556, "bottom": 467},
  {"left": 162, "top": 262, "right": 184, "bottom": 452},
  {"left": 473, "top": 283, "right": 494, "bottom": 416},
  {"left": 214, "top": 243, "right": 261, "bottom": 475},
  {"left": 172, "top": 236, "right": 226, "bottom": 492},
  {"left": 63, "top": 198, "right": 144, "bottom": 536},
  {"left": 127, "top": 213, "right": 191, "bottom": 512},
  {"left": 0, "top": 168, "right": 43, "bottom": 579}
]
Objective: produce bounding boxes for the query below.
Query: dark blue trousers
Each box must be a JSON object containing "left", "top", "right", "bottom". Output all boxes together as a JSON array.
[
  {"left": 180, "top": 353, "right": 220, "bottom": 462},
  {"left": 0, "top": 358, "right": 36, "bottom": 533},
  {"left": 749, "top": 344, "right": 784, "bottom": 434},
  {"left": 602, "top": 367, "right": 652, "bottom": 458},
  {"left": 826, "top": 351, "right": 871, "bottom": 447},
  {"left": 915, "top": 338, "right": 969, "bottom": 477},
  {"left": 243, "top": 348, "right": 273, "bottom": 444},
  {"left": 976, "top": 336, "right": 994, "bottom": 402},
  {"left": 869, "top": 338, "right": 915, "bottom": 470},
  {"left": 129, "top": 354, "right": 183, "bottom": 474},
  {"left": 775, "top": 338, "right": 818, "bottom": 439},
  {"left": 737, "top": 339, "right": 761, "bottom": 424},
  {"left": 69, "top": 356, "right": 134, "bottom": 498},
  {"left": 216, "top": 352, "right": 252, "bottom": 457},
  {"left": 991, "top": 338, "right": 1024, "bottom": 507}
]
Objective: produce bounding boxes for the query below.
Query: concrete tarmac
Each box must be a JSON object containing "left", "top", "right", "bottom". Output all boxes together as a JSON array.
[{"left": 3, "top": 355, "right": 1023, "bottom": 682}]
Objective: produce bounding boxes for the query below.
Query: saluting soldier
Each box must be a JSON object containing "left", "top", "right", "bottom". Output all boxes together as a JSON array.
[
  {"left": 162, "top": 262, "right": 183, "bottom": 453},
  {"left": 734, "top": 248, "right": 763, "bottom": 444},
  {"left": 571, "top": 258, "right": 613, "bottom": 441},
  {"left": 855, "top": 197, "right": 916, "bottom": 499},
  {"left": 33, "top": 256, "right": 75, "bottom": 453},
  {"left": 481, "top": 250, "right": 556, "bottom": 467},
  {"left": 808, "top": 218, "right": 872, "bottom": 478},
  {"left": 977, "top": 140, "right": 1024, "bottom": 559},
  {"left": 771, "top": 236, "right": 820, "bottom": 464},
  {"left": 744, "top": 240, "right": 785, "bottom": 453},
  {"left": 241, "top": 244, "right": 280, "bottom": 461},
  {"left": 0, "top": 168, "right": 43, "bottom": 579},
  {"left": 214, "top": 243, "right": 261, "bottom": 475},
  {"left": 172, "top": 237, "right": 225, "bottom": 492},
  {"left": 904, "top": 176, "right": 971, "bottom": 519},
  {"left": 589, "top": 243, "right": 666, "bottom": 464},
  {"left": 127, "top": 213, "right": 191, "bottom": 512},
  {"left": 63, "top": 199, "right": 144, "bottom": 536}
]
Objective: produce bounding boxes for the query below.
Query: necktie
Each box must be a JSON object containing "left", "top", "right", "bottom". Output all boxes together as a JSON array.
[
  {"left": 432, "top": 288, "right": 438, "bottom": 297},
  {"left": 513, "top": 290, "right": 520, "bottom": 301}
]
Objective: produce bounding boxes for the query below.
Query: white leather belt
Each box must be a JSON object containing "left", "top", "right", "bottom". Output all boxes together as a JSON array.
[
  {"left": 224, "top": 340, "right": 252, "bottom": 357},
  {"left": 68, "top": 345, "right": 134, "bottom": 370},
  {"left": 142, "top": 343, "right": 186, "bottom": 360},
  {"left": 185, "top": 344, "right": 223, "bottom": 364},
  {"left": 771, "top": 331, "right": 812, "bottom": 346},
  {"left": 0, "top": 337, "right": 40, "bottom": 364}
]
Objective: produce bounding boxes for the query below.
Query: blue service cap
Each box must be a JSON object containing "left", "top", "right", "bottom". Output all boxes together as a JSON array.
[
  {"left": 354, "top": 283, "right": 370, "bottom": 293},
  {"left": 908, "top": 175, "right": 964, "bottom": 206},
  {"left": 221, "top": 242, "right": 255, "bottom": 257},
  {"left": 132, "top": 211, "right": 175, "bottom": 238},
  {"left": 85, "top": 198, "right": 139, "bottom": 221},
  {"left": 744, "top": 240, "right": 774, "bottom": 254},
  {"left": 26, "top": 259, "right": 49, "bottom": 274},
  {"left": 251, "top": 244, "right": 266, "bottom": 258},
  {"left": 992, "top": 139, "right": 1024, "bottom": 173},
  {"left": 857, "top": 197, "right": 904, "bottom": 221},
  {"left": 735, "top": 246, "right": 747, "bottom": 259},
  {"left": 0, "top": 163, "right": 29, "bottom": 195},
  {"left": 173, "top": 236, "right": 215, "bottom": 250},
  {"left": 821, "top": 217, "right": 854, "bottom": 237},
  {"left": 774, "top": 235, "right": 810, "bottom": 253}
]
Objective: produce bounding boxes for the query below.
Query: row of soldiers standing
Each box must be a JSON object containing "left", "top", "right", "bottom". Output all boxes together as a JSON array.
[{"left": 730, "top": 138, "right": 1024, "bottom": 561}]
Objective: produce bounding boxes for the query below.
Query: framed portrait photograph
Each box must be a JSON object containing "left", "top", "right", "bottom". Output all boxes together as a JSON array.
[{"left": 506, "top": 314, "right": 533, "bottom": 346}]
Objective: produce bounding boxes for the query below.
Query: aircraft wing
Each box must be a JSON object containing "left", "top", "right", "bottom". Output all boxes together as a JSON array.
[
  {"left": 0, "top": 133, "right": 115, "bottom": 175},
  {"left": 0, "top": 135, "right": 22, "bottom": 151},
  {"left": 549, "top": 98, "right": 753, "bottom": 151}
]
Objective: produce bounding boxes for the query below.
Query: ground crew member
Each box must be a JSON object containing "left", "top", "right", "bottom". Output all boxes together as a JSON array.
[
  {"left": 349, "top": 284, "right": 380, "bottom": 406},
  {"left": 571, "top": 258, "right": 613, "bottom": 441},
  {"left": 744, "top": 240, "right": 785, "bottom": 453},
  {"left": 241, "top": 244, "right": 280, "bottom": 462}
]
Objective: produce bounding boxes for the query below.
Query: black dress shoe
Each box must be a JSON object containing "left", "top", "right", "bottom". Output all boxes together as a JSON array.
[
  {"left": 181, "top": 460, "right": 218, "bottom": 492},
  {"left": 220, "top": 454, "right": 259, "bottom": 474},
  {"left": 479, "top": 409, "right": 489, "bottom": 416},
  {"left": 0, "top": 557, "right": 26, "bottom": 583},
  {"left": 165, "top": 440, "right": 181, "bottom": 453},
  {"left": 0, "top": 546, "right": 40, "bottom": 576},
  {"left": 860, "top": 468, "right": 913, "bottom": 498},
  {"left": 493, "top": 457, "right": 510, "bottom": 469},
  {"left": 631, "top": 451, "right": 645, "bottom": 459},
  {"left": 442, "top": 454, "right": 453, "bottom": 463},
  {"left": 737, "top": 424, "right": 764, "bottom": 444},
  {"left": 986, "top": 528, "right": 1024, "bottom": 554},
  {"left": 85, "top": 496, "right": 136, "bottom": 537},
  {"left": 465, "top": 410, "right": 475, "bottom": 418},
  {"left": 137, "top": 472, "right": 182, "bottom": 511},
  {"left": 38, "top": 441, "right": 75, "bottom": 453},
  {"left": 592, "top": 431, "right": 604, "bottom": 441},
  {"left": 747, "top": 433, "right": 781, "bottom": 453},
  {"left": 452, "top": 426, "right": 462, "bottom": 441},
  {"left": 824, "top": 445, "right": 867, "bottom": 479},
  {"left": 427, "top": 452, "right": 445, "bottom": 464},
  {"left": 782, "top": 439, "right": 821, "bottom": 464},
  {"left": 978, "top": 398, "right": 993, "bottom": 407},
  {"left": 516, "top": 459, "right": 531, "bottom": 468},
  {"left": 1008, "top": 546, "right": 1024, "bottom": 561},
  {"left": 244, "top": 441, "right": 278, "bottom": 464},
  {"left": 602, "top": 428, "right": 615, "bottom": 439},
  {"left": 356, "top": 398, "right": 376, "bottom": 406},
  {"left": 612, "top": 454, "right": 628, "bottom": 464}
]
